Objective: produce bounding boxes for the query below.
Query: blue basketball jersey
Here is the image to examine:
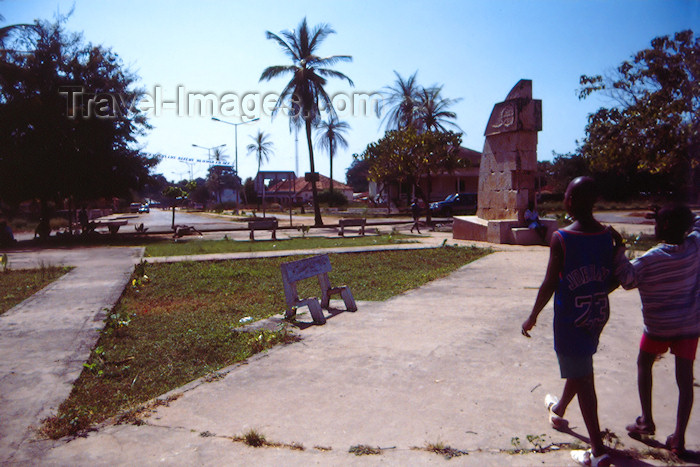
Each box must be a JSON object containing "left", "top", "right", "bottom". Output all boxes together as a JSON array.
[{"left": 553, "top": 229, "right": 615, "bottom": 356}]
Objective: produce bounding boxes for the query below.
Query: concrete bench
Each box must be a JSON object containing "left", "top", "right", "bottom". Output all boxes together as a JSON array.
[
  {"left": 248, "top": 219, "right": 278, "bottom": 241},
  {"left": 280, "top": 254, "right": 357, "bottom": 324},
  {"left": 511, "top": 218, "right": 558, "bottom": 245},
  {"left": 338, "top": 218, "right": 366, "bottom": 236},
  {"left": 511, "top": 228, "right": 543, "bottom": 245}
]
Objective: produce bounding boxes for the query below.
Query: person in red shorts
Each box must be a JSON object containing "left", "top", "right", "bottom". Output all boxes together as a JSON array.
[{"left": 614, "top": 204, "right": 700, "bottom": 456}]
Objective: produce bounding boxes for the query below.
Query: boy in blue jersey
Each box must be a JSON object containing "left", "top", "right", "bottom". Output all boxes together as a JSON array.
[
  {"left": 522, "top": 177, "right": 616, "bottom": 467},
  {"left": 613, "top": 205, "right": 699, "bottom": 456}
]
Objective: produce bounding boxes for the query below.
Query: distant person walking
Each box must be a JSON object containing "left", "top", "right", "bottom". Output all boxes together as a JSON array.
[
  {"left": 613, "top": 204, "right": 700, "bottom": 456},
  {"left": 410, "top": 199, "right": 422, "bottom": 234},
  {"left": 78, "top": 206, "right": 89, "bottom": 233},
  {"left": 522, "top": 177, "right": 616, "bottom": 467}
]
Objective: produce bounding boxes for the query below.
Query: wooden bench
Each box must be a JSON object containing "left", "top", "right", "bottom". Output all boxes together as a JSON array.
[
  {"left": 280, "top": 254, "right": 357, "bottom": 324},
  {"left": 248, "top": 219, "right": 278, "bottom": 241},
  {"left": 338, "top": 218, "right": 366, "bottom": 236}
]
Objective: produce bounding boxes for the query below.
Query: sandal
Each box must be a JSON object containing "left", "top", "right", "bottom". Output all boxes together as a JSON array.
[
  {"left": 571, "top": 449, "right": 612, "bottom": 467},
  {"left": 665, "top": 434, "right": 686, "bottom": 456},
  {"left": 625, "top": 416, "right": 655, "bottom": 435},
  {"left": 544, "top": 394, "right": 567, "bottom": 430}
]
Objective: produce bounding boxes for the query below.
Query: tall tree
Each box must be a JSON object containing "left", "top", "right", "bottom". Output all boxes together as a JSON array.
[
  {"left": 577, "top": 29, "right": 699, "bottom": 201},
  {"left": 260, "top": 17, "right": 353, "bottom": 226},
  {"left": 247, "top": 130, "right": 275, "bottom": 175},
  {"left": 247, "top": 130, "right": 274, "bottom": 215},
  {"left": 381, "top": 70, "right": 420, "bottom": 130},
  {"left": 315, "top": 117, "right": 350, "bottom": 196},
  {"left": 0, "top": 18, "right": 156, "bottom": 216}
]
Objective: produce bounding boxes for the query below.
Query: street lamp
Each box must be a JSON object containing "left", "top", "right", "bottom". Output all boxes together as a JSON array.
[
  {"left": 191, "top": 143, "right": 227, "bottom": 162},
  {"left": 211, "top": 117, "right": 259, "bottom": 175}
]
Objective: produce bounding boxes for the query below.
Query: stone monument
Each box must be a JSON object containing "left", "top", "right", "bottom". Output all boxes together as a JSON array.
[{"left": 453, "top": 80, "right": 556, "bottom": 244}]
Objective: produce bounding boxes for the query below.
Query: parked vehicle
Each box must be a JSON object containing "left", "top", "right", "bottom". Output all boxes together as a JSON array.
[
  {"left": 129, "top": 203, "right": 141, "bottom": 213},
  {"left": 138, "top": 204, "right": 150, "bottom": 213},
  {"left": 429, "top": 192, "right": 478, "bottom": 216}
]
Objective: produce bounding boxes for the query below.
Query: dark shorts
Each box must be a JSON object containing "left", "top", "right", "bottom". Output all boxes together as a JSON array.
[
  {"left": 640, "top": 334, "right": 698, "bottom": 361},
  {"left": 557, "top": 353, "right": 594, "bottom": 379}
]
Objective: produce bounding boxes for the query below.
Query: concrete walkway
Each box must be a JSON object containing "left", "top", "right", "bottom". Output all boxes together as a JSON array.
[
  {"left": 0, "top": 246, "right": 143, "bottom": 465},
  {"left": 1, "top": 232, "right": 698, "bottom": 465}
]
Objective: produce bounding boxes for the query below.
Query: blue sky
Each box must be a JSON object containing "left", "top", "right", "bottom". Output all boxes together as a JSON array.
[{"left": 3, "top": 0, "right": 698, "bottom": 183}]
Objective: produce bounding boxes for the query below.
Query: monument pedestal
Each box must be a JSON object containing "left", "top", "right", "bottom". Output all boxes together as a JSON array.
[
  {"left": 453, "top": 216, "right": 557, "bottom": 245},
  {"left": 455, "top": 79, "right": 552, "bottom": 246}
]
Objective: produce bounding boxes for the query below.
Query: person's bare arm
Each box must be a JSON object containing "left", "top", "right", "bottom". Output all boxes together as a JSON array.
[{"left": 522, "top": 233, "right": 563, "bottom": 337}]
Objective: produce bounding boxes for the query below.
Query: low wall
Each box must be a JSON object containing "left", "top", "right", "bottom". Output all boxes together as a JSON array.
[{"left": 453, "top": 216, "right": 558, "bottom": 245}]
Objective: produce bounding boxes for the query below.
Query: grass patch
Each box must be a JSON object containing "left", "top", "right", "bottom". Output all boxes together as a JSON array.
[
  {"left": 144, "top": 234, "right": 416, "bottom": 257},
  {"left": 0, "top": 266, "right": 71, "bottom": 315},
  {"left": 243, "top": 428, "right": 267, "bottom": 447},
  {"left": 41, "top": 246, "right": 488, "bottom": 439},
  {"left": 420, "top": 441, "right": 468, "bottom": 459},
  {"left": 229, "top": 429, "right": 305, "bottom": 451},
  {"left": 349, "top": 444, "right": 382, "bottom": 456}
]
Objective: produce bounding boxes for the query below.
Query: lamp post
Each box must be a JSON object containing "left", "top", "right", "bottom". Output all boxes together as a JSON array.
[
  {"left": 191, "top": 143, "right": 227, "bottom": 162},
  {"left": 211, "top": 117, "right": 259, "bottom": 177}
]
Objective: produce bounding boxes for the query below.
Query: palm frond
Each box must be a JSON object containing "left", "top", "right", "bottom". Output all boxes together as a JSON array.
[
  {"left": 316, "top": 68, "right": 355, "bottom": 86},
  {"left": 259, "top": 65, "right": 295, "bottom": 82},
  {"left": 265, "top": 31, "right": 299, "bottom": 61},
  {"left": 308, "top": 22, "right": 335, "bottom": 52}
]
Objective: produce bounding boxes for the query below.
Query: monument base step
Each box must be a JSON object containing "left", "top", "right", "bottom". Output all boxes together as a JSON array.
[{"left": 453, "top": 216, "right": 557, "bottom": 245}]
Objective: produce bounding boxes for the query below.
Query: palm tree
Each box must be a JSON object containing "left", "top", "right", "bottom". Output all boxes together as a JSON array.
[
  {"left": 260, "top": 17, "right": 353, "bottom": 226},
  {"left": 247, "top": 129, "right": 274, "bottom": 176},
  {"left": 247, "top": 130, "right": 274, "bottom": 215},
  {"left": 381, "top": 70, "right": 420, "bottom": 130},
  {"left": 415, "top": 86, "right": 462, "bottom": 133},
  {"left": 315, "top": 117, "right": 350, "bottom": 198}
]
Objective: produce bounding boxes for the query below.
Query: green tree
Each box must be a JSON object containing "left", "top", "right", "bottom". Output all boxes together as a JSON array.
[
  {"left": 260, "top": 17, "right": 353, "bottom": 226},
  {"left": 205, "top": 147, "right": 239, "bottom": 204},
  {"left": 315, "top": 117, "right": 350, "bottom": 198},
  {"left": 360, "top": 128, "right": 463, "bottom": 222},
  {"left": 242, "top": 177, "right": 257, "bottom": 206},
  {"left": 346, "top": 157, "right": 370, "bottom": 192},
  {"left": 0, "top": 18, "right": 157, "bottom": 217},
  {"left": 207, "top": 165, "right": 240, "bottom": 204},
  {"left": 189, "top": 178, "right": 211, "bottom": 208},
  {"left": 577, "top": 29, "right": 699, "bottom": 200},
  {"left": 163, "top": 181, "right": 195, "bottom": 230}
]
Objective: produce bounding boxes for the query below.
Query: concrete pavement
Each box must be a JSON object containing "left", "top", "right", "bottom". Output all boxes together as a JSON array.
[
  {"left": 1, "top": 228, "right": 698, "bottom": 465},
  {"left": 0, "top": 246, "right": 143, "bottom": 465}
]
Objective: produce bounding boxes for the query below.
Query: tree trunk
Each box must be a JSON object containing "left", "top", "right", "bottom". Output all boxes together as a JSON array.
[
  {"left": 329, "top": 146, "right": 334, "bottom": 206},
  {"left": 306, "top": 119, "right": 323, "bottom": 226}
]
